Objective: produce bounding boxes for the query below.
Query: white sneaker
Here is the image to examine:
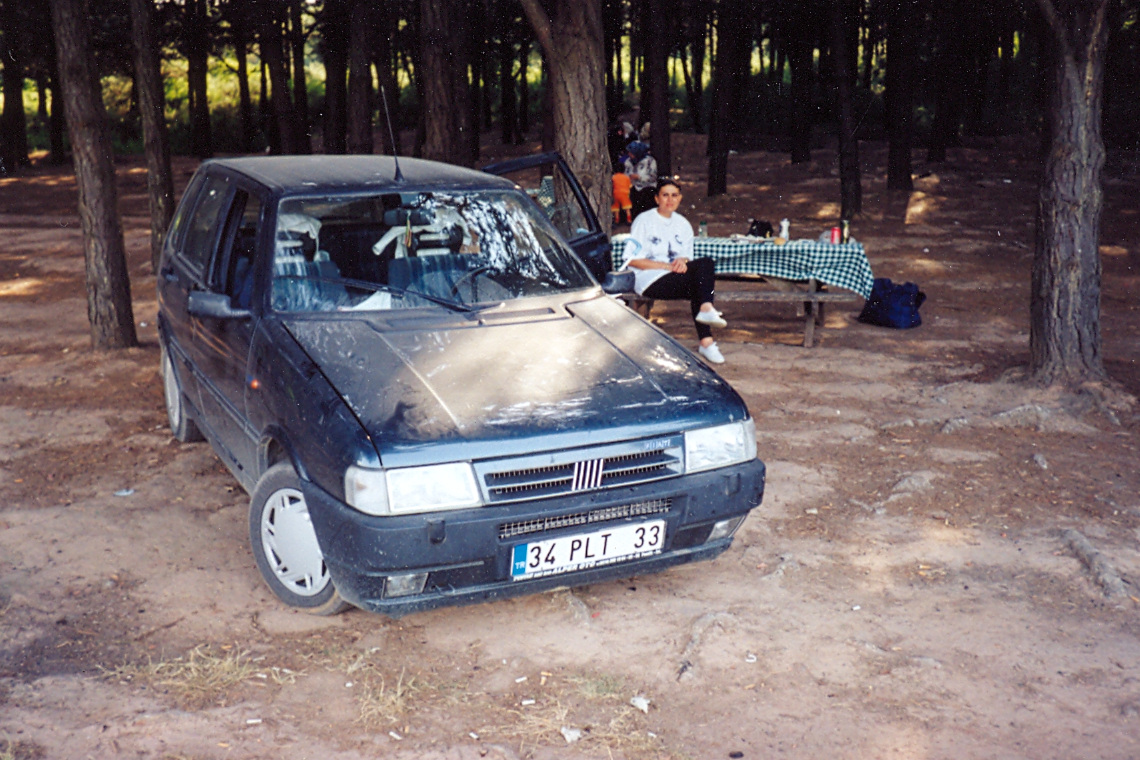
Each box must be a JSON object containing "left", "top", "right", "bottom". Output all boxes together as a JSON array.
[
  {"left": 695, "top": 308, "right": 727, "bottom": 328},
  {"left": 698, "top": 342, "right": 725, "bottom": 364}
]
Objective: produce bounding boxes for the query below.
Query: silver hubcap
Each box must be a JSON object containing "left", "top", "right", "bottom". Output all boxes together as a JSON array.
[
  {"left": 260, "top": 487, "right": 330, "bottom": 597},
  {"left": 162, "top": 352, "right": 182, "bottom": 429}
]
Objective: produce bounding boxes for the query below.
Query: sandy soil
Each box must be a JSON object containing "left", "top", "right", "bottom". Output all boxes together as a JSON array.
[{"left": 1, "top": 135, "right": 1139, "bottom": 760}]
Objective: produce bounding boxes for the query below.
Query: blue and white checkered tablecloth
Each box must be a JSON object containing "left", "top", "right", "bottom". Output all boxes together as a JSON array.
[{"left": 612, "top": 235, "right": 874, "bottom": 299}]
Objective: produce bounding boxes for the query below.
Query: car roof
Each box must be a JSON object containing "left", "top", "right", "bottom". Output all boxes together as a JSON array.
[{"left": 203, "top": 155, "right": 518, "bottom": 196}]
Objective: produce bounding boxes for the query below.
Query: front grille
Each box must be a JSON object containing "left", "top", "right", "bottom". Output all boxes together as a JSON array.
[
  {"left": 498, "top": 497, "right": 673, "bottom": 540},
  {"left": 477, "top": 435, "right": 684, "bottom": 503}
]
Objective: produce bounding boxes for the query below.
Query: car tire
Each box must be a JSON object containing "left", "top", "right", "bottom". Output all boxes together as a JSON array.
[
  {"left": 249, "top": 462, "right": 351, "bottom": 616},
  {"left": 161, "top": 345, "right": 204, "bottom": 443}
]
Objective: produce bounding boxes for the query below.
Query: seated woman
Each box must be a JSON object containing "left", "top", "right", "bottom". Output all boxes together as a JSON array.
[{"left": 624, "top": 179, "right": 728, "bottom": 365}]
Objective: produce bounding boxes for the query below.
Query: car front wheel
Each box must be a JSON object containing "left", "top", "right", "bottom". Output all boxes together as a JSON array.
[
  {"left": 161, "top": 346, "right": 204, "bottom": 443},
  {"left": 249, "top": 462, "right": 350, "bottom": 615}
]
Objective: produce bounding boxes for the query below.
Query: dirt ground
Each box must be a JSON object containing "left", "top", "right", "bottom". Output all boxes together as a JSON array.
[{"left": 2, "top": 133, "right": 1139, "bottom": 760}]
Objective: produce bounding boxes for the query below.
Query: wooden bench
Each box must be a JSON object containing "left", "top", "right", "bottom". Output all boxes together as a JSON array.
[{"left": 620, "top": 277, "right": 862, "bottom": 348}]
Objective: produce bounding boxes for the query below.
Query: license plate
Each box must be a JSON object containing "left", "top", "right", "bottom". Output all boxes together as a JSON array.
[{"left": 511, "top": 520, "right": 666, "bottom": 580}]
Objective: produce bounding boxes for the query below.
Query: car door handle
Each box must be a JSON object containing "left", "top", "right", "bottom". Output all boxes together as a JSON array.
[{"left": 161, "top": 265, "right": 179, "bottom": 283}]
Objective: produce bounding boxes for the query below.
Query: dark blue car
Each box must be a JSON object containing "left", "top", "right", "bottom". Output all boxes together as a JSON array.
[{"left": 157, "top": 155, "right": 765, "bottom": 616}]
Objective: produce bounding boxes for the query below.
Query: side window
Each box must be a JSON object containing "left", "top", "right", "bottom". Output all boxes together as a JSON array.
[
  {"left": 180, "top": 174, "right": 233, "bottom": 274},
  {"left": 162, "top": 172, "right": 206, "bottom": 261},
  {"left": 214, "top": 191, "right": 263, "bottom": 309}
]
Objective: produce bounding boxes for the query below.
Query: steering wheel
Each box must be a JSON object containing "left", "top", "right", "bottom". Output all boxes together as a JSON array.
[{"left": 450, "top": 265, "right": 493, "bottom": 298}]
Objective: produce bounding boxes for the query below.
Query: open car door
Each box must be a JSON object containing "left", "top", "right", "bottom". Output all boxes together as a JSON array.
[{"left": 482, "top": 152, "right": 612, "bottom": 281}]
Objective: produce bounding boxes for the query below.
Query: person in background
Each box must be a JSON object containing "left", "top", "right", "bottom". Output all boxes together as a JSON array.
[
  {"left": 623, "top": 179, "right": 727, "bottom": 365},
  {"left": 611, "top": 170, "right": 632, "bottom": 226},
  {"left": 624, "top": 141, "right": 657, "bottom": 218}
]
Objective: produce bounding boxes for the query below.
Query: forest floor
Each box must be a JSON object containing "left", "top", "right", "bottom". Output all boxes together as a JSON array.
[{"left": 1, "top": 133, "right": 1139, "bottom": 760}]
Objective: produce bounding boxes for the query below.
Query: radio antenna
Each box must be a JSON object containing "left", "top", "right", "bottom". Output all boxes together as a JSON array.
[{"left": 379, "top": 84, "right": 404, "bottom": 184}]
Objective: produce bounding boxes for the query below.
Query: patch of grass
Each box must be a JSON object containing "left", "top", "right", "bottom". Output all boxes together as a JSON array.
[
  {"left": 356, "top": 667, "right": 428, "bottom": 727},
  {"left": 567, "top": 672, "right": 627, "bottom": 701},
  {"left": 0, "top": 739, "right": 45, "bottom": 760},
  {"left": 102, "top": 645, "right": 262, "bottom": 709}
]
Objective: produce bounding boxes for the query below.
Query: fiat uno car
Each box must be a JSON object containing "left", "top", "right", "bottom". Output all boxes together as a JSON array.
[{"left": 157, "top": 155, "right": 765, "bottom": 616}]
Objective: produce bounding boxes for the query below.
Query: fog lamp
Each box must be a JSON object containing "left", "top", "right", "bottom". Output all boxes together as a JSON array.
[
  {"left": 384, "top": 572, "right": 428, "bottom": 598},
  {"left": 707, "top": 516, "right": 746, "bottom": 543}
]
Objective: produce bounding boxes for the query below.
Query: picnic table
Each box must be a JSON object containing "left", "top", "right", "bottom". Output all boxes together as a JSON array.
[{"left": 611, "top": 235, "right": 874, "bottom": 347}]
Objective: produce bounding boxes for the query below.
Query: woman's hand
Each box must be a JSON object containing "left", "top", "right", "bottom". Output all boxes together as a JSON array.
[{"left": 670, "top": 257, "right": 689, "bottom": 273}]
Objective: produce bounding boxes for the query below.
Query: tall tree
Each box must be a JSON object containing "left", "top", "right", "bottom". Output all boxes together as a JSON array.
[
  {"left": 927, "top": 0, "right": 969, "bottom": 162},
  {"left": 788, "top": 10, "right": 816, "bottom": 164},
  {"left": 885, "top": 0, "right": 919, "bottom": 191},
  {"left": 0, "top": 0, "right": 29, "bottom": 171},
  {"left": 498, "top": 15, "right": 519, "bottom": 145},
  {"left": 346, "top": 0, "right": 373, "bottom": 154},
  {"left": 230, "top": 6, "right": 257, "bottom": 153},
  {"left": 708, "top": 0, "right": 748, "bottom": 196},
  {"left": 372, "top": 8, "right": 402, "bottom": 155},
  {"left": 321, "top": 0, "right": 349, "bottom": 154},
  {"left": 129, "top": 0, "right": 175, "bottom": 270},
  {"left": 288, "top": 0, "right": 311, "bottom": 152},
  {"left": 520, "top": 0, "right": 611, "bottom": 232},
  {"left": 645, "top": 0, "right": 671, "bottom": 176},
  {"left": 49, "top": 0, "right": 137, "bottom": 349},
  {"left": 185, "top": 0, "right": 212, "bottom": 158},
  {"left": 259, "top": 0, "right": 296, "bottom": 153},
  {"left": 420, "top": 0, "right": 473, "bottom": 165},
  {"left": 1029, "top": 0, "right": 1114, "bottom": 385},
  {"left": 833, "top": 0, "right": 862, "bottom": 218}
]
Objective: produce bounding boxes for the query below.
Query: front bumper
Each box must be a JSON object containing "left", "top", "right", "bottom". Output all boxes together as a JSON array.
[{"left": 302, "top": 458, "right": 765, "bottom": 616}]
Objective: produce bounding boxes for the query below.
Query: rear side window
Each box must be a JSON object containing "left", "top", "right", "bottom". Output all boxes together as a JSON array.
[
  {"left": 163, "top": 172, "right": 206, "bottom": 260},
  {"left": 180, "top": 174, "right": 232, "bottom": 273}
]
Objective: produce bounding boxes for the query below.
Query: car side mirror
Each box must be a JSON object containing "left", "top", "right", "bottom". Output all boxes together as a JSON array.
[{"left": 188, "top": 290, "right": 252, "bottom": 320}]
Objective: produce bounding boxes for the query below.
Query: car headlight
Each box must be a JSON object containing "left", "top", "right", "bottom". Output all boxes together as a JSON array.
[
  {"left": 684, "top": 419, "right": 757, "bottom": 473},
  {"left": 345, "top": 462, "right": 482, "bottom": 516}
]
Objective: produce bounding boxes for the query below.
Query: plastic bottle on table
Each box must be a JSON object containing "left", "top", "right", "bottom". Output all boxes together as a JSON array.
[{"left": 779, "top": 218, "right": 790, "bottom": 239}]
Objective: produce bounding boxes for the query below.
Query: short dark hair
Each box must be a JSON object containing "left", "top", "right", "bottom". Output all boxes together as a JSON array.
[{"left": 655, "top": 178, "right": 681, "bottom": 195}]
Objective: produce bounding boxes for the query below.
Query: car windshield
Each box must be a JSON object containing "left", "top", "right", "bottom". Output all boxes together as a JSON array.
[{"left": 270, "top": 190, "right": 595, "bottom": 313}]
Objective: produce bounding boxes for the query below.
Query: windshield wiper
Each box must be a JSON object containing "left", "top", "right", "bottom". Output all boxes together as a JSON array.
[{"left": 275, "top": 273, "right": 477, "bottom": 313}]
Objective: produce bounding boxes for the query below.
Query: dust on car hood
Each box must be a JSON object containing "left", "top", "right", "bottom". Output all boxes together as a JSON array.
[{"left": 284, "top": 297, "right": 741, "bottom": 461}]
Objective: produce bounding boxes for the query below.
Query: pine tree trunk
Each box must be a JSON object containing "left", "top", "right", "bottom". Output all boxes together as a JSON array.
[
  {"left": 645, "top": 0, "right": 670, "bottom": 176},
  {"left": 927, "top": 0, "right": 968, "bottom": 162},
  {"left": 498, "top": 28, "right": 518, "bottom": 145},
  {"left": 261, "top": 6, "right": 295, "bottom": 154},
  {"left": 885, "top": 0, "right": 916, "bottom": 191},
  {"left": 49, "top": 0, "right": 137, "bottom": 350},
  {"left": 688, "top": 8, "right": 706, "bottom": 134},
  {"left": 520, "top": 0, "right": 611, "bottom": 235},
  {"left": 346, "top": 0, "right": 373, "bottom": 154},
  {"left": 186, "top": 0, "right": 212, "bottom": 159},
  {"left": 233, "top": 15, "right": 256, "bottom": 153},
  {"left": 1029, "top": 0, "right": 1111, "bottom": 386},
  {"left": 128, "top": 0, "right": 175, "bottom": 271},
  {"left": 708, "top": 0, "right": 743, "bottom": 197},
  {"left": 48, "top": 56, "right": 67, "bottom": 165},
  {"left": 373, "top": 16, "right": 402, "bottom": 156},
  {"left": 788, "top": 15, "right": 814, "bottom": 164},
  {"left": 833, "top": 0, "right": 861, "bottom": 219},
  {"left": 420, "top": 0, "right": 472, "bottom": 165},
  {"left": 518, "top": 40, "right": 531, "bottom": 138},
  {"left": 289, "top": 0, "right": 311, "bottom": 152},
  {"left": 0, "top": 3, "right": 29, "bottom": 171}
]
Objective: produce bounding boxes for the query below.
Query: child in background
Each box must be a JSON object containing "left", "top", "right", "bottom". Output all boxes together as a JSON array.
[{"left": 612, "top": 170, "right": 632, "bottom": 226}]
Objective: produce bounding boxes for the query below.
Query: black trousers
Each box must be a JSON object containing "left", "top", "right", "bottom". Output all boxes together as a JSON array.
[{"left": 642, "top": 257, "right": 717, "bottom": 339}]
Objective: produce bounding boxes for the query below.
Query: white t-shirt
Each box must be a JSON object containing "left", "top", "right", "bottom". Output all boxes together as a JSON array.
[{"left": 624, "top": 210, "right": 695, "bottom": 294}]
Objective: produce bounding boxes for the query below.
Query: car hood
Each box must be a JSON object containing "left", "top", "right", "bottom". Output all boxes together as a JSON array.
[{"left": 284, "top": 297, "right": 745, "bottom": 465}]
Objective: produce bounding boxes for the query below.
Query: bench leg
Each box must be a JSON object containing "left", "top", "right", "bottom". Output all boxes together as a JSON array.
[{"left": 803, "top": 303, "right": 816, "bottom": 348}]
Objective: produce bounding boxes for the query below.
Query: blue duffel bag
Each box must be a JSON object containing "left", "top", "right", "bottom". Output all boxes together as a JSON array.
[{"left": 857, "top": 278, "right": 926, "bottom": 329}]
